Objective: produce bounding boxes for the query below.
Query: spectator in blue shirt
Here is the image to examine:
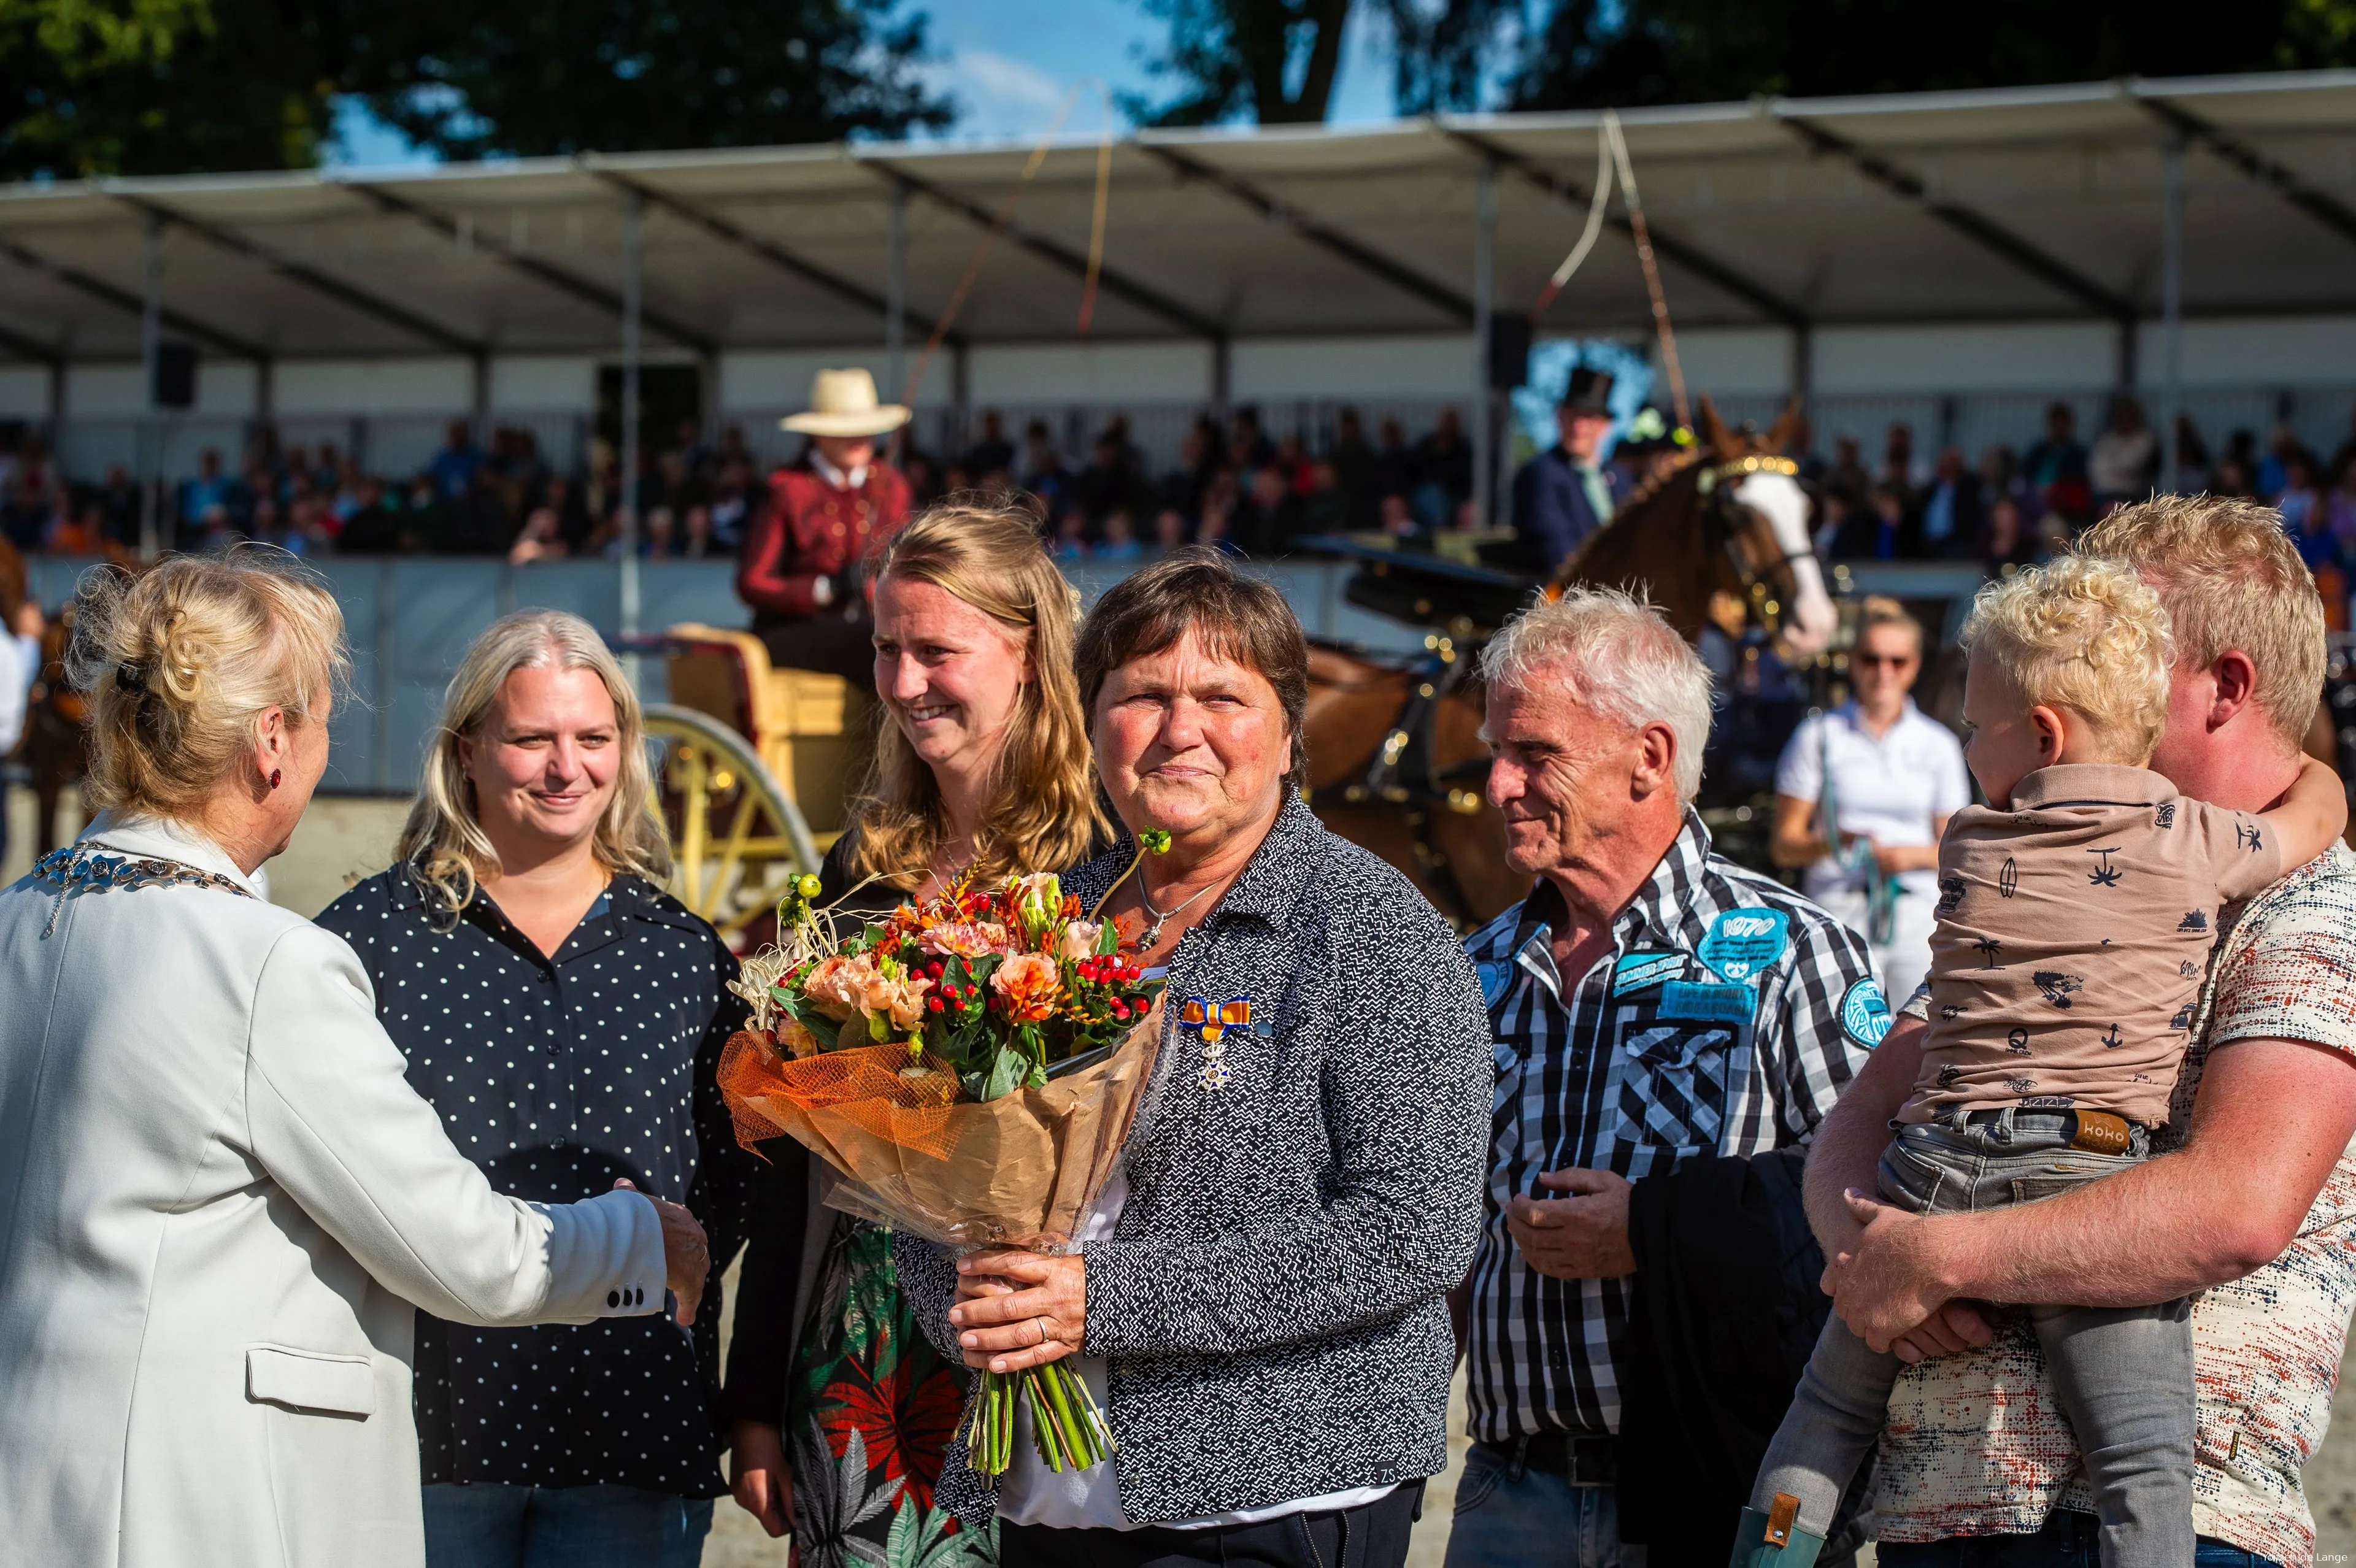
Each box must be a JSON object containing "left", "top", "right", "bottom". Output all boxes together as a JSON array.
[
  {"left": 428, "top": 419, "right": 485, "bottom": 500},
  {"left": 178, "top": 448, "right": 242, "bottom": 528}
]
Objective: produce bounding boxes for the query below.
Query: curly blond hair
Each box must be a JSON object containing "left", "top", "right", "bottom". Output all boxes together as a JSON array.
[{"left": 1961, "top": 555, "right": 2174, "bottom": 764}]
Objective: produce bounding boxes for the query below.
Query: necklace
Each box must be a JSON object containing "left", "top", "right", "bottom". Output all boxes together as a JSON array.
[
  {"left": 1136, "top": 877, "right": 1217, "bottom": 949},
  {"left": 35, "top": 842, "right": 255, "bottom": 936}
]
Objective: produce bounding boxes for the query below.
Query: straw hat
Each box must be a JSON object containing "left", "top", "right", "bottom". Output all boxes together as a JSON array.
[{"left": 780, "top": 367, "right": 911, "bottom": 437}]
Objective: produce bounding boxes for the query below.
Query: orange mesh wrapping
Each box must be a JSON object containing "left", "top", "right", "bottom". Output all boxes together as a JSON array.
[{"left": 717, "top": 1002, "right": 1163, "bottom": 1248}]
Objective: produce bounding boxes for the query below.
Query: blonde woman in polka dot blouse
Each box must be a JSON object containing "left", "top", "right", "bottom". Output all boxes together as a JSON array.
[
  {"left": 318, "top": 610, "right": 757, "bottom": 1568},
  {"left": 720, "top": 504, "right": 1112, "bottom": 1568}
]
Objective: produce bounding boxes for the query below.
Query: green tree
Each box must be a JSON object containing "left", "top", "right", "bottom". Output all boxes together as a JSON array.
[
  {"left": 343, "top": 0, "right": 951, "bottom": 158},
  {"left": 1121, "top": 0, "right": 1353, "bottom": 125},
  {"left": 1, "top": 0, "right": 350, "bottom": 179},
  {"left": 1511, "top": 0, "right": 2356, "bottom": 109}
]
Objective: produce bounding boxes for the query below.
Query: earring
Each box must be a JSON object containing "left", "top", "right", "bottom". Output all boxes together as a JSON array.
[{"left": 269, "top": 768, "right": 282, "bottom": 790}]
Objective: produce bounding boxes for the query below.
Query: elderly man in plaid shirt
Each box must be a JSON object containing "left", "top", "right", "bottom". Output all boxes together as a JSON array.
[
  {"left": 1449, "top": 586, "right": 1885, "bottom": 1568},
  {"left": 1811, "top": 498, "right": 2356, "bottom": 1568}
]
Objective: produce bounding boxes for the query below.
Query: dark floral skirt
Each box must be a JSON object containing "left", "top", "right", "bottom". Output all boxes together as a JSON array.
[{"left": 788, "top": 1214, "right": 994, "bottom": 1568}]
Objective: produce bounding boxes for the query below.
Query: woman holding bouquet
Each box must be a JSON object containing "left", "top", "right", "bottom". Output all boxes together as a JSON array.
[
  {"left": 898, "top": 548, "right": 1494, "bottom": 1568},
  {"left": 721, "top": 502, "right": 1109, "bottom": 1565},
  {"left": 0, "top": 552, "right": 707, "bottom": 1568}
]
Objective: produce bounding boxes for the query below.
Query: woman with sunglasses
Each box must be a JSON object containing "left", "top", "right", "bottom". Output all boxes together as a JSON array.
[{"left": 1769, "top": 595, "right": 1969, "bottom": 1002}]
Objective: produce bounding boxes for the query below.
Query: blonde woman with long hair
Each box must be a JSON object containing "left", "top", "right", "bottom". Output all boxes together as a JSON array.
[
  {"left": 721, "top": 502, "right": 1110, "bottom": 1562},
  {"left": 315, "top": 609, "right": 756, "bottom": 1568},
  {"left": 0, "top": 556, "right": 704, "bottom": 1568}
]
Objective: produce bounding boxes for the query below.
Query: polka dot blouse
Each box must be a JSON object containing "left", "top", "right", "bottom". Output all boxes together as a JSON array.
[{"left": 316, "top": 867, "right": 755, "bottom": 1497}]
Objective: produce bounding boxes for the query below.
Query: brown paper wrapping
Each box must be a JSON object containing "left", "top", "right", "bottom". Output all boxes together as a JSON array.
[{"left": 718, "top": 1001, "right": 1163, "bottom": 1248}]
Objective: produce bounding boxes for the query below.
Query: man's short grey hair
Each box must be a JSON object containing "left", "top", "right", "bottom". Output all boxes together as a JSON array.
[{"left": 1479, "top": 585, "right": 1714, "bottom": 802}]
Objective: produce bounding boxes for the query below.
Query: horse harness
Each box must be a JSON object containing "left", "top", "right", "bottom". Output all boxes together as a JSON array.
[
  {"left": 1696, "top": 452, "right": 1807, "bottom": 638},
  {"left": 1317, "top": 636, "right": 1495, "bottom": 926}
]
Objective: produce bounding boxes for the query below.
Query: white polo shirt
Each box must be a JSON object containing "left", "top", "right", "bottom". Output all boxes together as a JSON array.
[{"left": 1774, "top": 698, "right": 1971, "bottom": 903}]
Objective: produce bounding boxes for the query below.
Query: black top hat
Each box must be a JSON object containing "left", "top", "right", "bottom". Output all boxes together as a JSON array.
[{"left": 1559, "top": 367, "right": 1615, "bottom": 418}]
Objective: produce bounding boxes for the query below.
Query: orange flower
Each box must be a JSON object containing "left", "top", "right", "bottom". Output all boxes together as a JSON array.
[
  {"left": 803, "top": 955, "right": 866, "bottom": 1021},
  {"left": 990, "top": 951, "right": 1061, "bottom": 1024},
  {"left": 920, "top": 920, "right": 1010, "bottom": 959}
]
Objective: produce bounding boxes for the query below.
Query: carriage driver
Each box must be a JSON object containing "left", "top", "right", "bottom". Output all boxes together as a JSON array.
[
  {"left": 1511, "top": 367, "right": 1625, "bottom": 574},
  {"left": 735, "top": 367, "right": 914, "bottom": 686},
  {"left": 1450, "top": 586, "right": 1884, "bottom": 1568}
]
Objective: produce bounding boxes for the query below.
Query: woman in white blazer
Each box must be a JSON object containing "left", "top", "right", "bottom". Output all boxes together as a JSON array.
[{"left": 0, "top": 548, "right": 709, "bottom": 1568}]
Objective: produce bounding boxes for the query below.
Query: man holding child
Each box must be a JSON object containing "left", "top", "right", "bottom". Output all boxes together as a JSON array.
[{"left": 1806, "top": 497, "right": 2356, "bottom": 1568}]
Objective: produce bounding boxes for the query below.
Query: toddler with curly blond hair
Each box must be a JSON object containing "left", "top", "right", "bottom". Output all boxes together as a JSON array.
[{"left": 1734, "top": 555, "right": 2347, "bottom": 1568}]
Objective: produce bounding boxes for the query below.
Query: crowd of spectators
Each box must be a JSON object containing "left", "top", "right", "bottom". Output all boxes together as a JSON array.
[
  {"left": 0, "top": 403, "right": 1488, "bottom": 569},
  {"left": 6, "top": 395, "right": 2352, "bottom": 586},
  {"left": 1804, "top": 396, "right": 2356, "bottom": 605}
]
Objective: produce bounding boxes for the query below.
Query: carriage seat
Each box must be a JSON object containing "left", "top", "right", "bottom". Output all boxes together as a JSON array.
[{"left": 660, "top": 623, "right": 871, "bottom": 835}]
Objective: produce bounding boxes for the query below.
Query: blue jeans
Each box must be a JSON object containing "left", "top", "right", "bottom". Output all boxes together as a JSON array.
[
  {"left": 422, "top": 1483, "right": 712, "bottom": 1568},
  {"left": 1441, "top": 1445, "right": 1642, "bottom": 1568},
  {"left": 1754, "top": 1110, "right": 2195, "bottom": 1567},
  {"left": 1877, "top": 1508, "right": 2277, "bottom": 1567}
]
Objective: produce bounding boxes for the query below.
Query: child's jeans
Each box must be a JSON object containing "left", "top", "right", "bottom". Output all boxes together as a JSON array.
[{"left": 1750, "top": 1108, "right": 2195, "bottom": 1568}]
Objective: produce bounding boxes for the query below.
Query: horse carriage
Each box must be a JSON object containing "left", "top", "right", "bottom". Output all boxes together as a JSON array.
[
  {"left": 1299, "top": 402, "right": 1845, "bottom": 929},
  {"left": 633, "top": 628, "right": 871, "bottom": 950}
]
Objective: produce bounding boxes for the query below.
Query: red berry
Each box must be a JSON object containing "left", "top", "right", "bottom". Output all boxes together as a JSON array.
[{"left": 927, "top": 996, "right": 945, "bottom": 1013}]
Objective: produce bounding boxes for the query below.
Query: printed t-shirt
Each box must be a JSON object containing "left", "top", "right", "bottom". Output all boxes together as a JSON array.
[{"left": 1908, "top": 762, "right": 2280, "bottom": 1128}]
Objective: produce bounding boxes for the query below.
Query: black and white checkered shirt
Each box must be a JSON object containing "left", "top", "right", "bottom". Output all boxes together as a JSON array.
[{"left": 1461, "top": 810, "right": 1882, "bottom": 1442}]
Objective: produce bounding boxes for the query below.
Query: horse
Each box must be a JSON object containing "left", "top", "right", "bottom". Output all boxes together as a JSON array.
[{"left": 1301, "top": 400, "right": 1835, "bottom": 929}]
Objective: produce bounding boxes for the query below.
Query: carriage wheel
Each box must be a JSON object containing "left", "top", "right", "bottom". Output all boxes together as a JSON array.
[{"left": 642, "top": 704, "right": 822, "bottom": 950}]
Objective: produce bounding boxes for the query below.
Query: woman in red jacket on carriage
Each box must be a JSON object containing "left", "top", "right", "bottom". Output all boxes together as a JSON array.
[{"left": 735, "top": 368, "right": 914, "bottom": 685}]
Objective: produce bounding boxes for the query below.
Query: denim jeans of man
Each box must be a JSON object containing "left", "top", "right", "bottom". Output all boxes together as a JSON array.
[
  {"left": 1441, "top": 1442, "right": 1644, "bottom": 1568},
  {"left": 1877, "top": 1508, "right": 2279, "bottom": 1567},
  {"left": 1750, "top": 1109, "right": 2195, "bottom": 1567},
  {"left": 422, "top": 1482, "right": 713, "bottom": 1568}
]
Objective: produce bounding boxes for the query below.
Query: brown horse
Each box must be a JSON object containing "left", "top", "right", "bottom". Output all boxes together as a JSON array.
[{"left": 1303, "top": 401, "right": 1830, "bottom": 928}]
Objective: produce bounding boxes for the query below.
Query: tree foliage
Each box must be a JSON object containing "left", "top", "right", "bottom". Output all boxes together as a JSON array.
[
  {"left": 1124, "top": 0, "right": 2356, "bottom": 127},
  {"left": 0, "top": 0, "right": 951, "bottom": 180},
  {"left": 1510, "top": 0, "right": 2356, "bottom": 109},
  {"left": 342, "top": 0, "right": 951, "bottom": 159},
  {"left": 1, "top": 0, "right": 349, "bottom": 179},
  {"left": 1121, "top": 0, "right": 1352, "bottom": 125}
]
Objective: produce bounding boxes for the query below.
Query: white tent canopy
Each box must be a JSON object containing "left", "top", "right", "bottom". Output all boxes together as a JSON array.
[{"left": 4, "top": 69, "right": 2355, "bottom": 380}]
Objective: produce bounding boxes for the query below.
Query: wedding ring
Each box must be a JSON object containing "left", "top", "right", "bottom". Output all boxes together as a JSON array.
[{"left": 1034, "top": 1315, "right": 1050, "bottom": 1346}]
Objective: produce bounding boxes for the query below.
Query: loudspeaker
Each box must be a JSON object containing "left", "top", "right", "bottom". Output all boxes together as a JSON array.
[
  {"left": 153, "top": 341, "right": 196, "bottom": 409},
  {"left": 1487, "top": 312, "right": 1533, "bottom": 391}
]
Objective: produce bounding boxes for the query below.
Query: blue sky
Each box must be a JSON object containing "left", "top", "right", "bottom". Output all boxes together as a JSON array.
[{"left": 329, "top": 0, "right": 1403, "bottom": 166}]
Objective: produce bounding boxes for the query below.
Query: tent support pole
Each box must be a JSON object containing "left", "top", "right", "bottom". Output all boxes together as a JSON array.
[
  {"left": 620, "top": 191, "right": 644, "bottom": 685},
  {"left": 139, "top": 215, "right": 163, "bottom": 561},
  {"left": 2161, "top": 134, "right": 2186, "bottom": 493},
  {"left": 1473, "top": 161, "right": 1497, "bottom": 528},
  {"left": 887, "top": 185, "right": 907, "bottom": 401}
]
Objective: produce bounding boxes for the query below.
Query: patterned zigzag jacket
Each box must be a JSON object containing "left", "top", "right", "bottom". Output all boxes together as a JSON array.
[{"left": 895, "top": 791, "right": 1495, "bottom": 1531}]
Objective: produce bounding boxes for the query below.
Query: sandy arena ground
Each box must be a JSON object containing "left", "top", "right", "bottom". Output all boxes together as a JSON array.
[{"left": 14, "top": 788, "right": 2356, "bottom": 1567}]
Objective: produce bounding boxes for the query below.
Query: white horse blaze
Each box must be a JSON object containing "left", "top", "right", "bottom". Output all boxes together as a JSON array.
[{"left": 1733, "top": 471, "right": 1835, "bottom": 655}]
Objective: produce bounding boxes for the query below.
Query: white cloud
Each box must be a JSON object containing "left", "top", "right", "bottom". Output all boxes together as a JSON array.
[{"left": 917, "top": 47, "right": 1103, "bottom": 143}]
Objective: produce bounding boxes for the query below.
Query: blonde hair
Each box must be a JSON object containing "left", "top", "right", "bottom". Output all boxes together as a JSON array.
[
  {"left": 1856, "top": 594, "right": 1923, "bottom": 653},
  {"left": 66, "top": 548, "right": 348, "bottom": 820},
  {"left": 1961, "top": 555, "right": 2173, "bottom": 764},
  {"left": 2082, "top": 495, "right": 2325, "bottom": 750},
  {"left": 398, "top": 610, "right": 668, "bottom": 915},
  {"left": 853, "top": 502, "right": 1105, "bottom": 888},
  {"left": 1480, "top": 583, "right": 1715, "bottom": 802}
]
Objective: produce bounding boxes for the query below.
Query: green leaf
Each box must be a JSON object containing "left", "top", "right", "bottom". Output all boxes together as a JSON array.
[
  {"left": 982, "top": 1045, "right": 1028, "bottom": 1101},
  {"left": 1096, "top": 921, "right": 1119, "bottom": 956}
]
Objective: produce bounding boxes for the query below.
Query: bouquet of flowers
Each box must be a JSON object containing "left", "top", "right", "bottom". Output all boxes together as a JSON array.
[{"left": 717, "top": 841, "right": 1169, "bottom": 1480}]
